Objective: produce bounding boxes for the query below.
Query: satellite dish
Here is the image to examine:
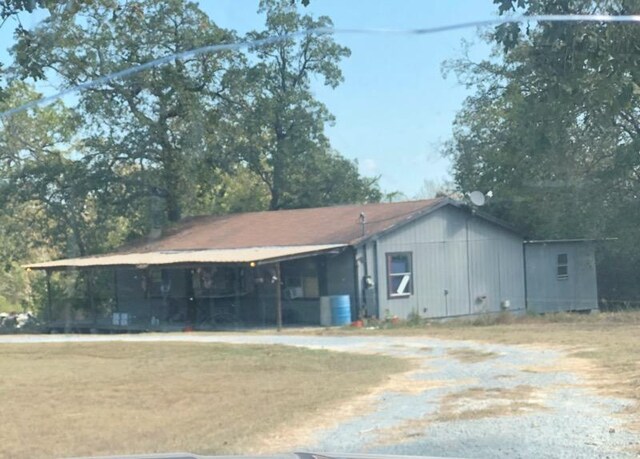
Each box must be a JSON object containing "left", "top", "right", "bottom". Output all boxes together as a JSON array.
[{"left": 468, "top": 191, "right": 486, "bottom": 206}]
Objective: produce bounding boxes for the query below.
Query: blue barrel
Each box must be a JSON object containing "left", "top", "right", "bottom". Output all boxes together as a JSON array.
[{"left": 330, "top": 295, "right": 351, "bottom": 326}]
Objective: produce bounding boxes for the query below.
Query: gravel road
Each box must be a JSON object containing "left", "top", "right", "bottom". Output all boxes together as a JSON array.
[{"left": 1, "top": 333, "right": 637, "bottom": 458}]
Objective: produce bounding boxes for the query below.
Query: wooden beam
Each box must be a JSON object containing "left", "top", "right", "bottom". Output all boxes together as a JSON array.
[{"left": 275, "top": 262, "right": 282, "bottom": 332}]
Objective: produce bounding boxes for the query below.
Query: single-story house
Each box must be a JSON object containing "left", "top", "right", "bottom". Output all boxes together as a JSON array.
[{"left": 25, "top": 197, "right": 598, "bottom": 330}]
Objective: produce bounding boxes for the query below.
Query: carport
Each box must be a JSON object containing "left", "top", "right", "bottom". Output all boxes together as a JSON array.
[{"left": 24, "top": 244, "right": 346, "bottom": 332}]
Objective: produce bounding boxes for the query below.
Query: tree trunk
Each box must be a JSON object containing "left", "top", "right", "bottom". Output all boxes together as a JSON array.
[
  {"left": 166, "top": 190, "right": 182, "bottom": 222},
  {"left": 270, "top": 121, "right": 286, "bottom": 210},
  {"left": 269, "top": 187, "right": 281, "bottom": 210},
  {"left": 159, "top": 127, "right": 182, "bottom": 222}
]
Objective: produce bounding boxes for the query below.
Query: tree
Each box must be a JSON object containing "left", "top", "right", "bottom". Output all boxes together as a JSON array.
[
  {"left": 445, "top": 0, "right": 640, "bottom": 305},
  {"left": 12, "top": 0, "right": 243, "bottom": 223},
  {"left": 233, "top": 0, "right": 375, "bottom": 210},
  {"left": 0, "top": 0, "right": 382, "bottom": 316},
  {"left": 8, "top": 0, "right": 381, "bottom": 223},
  {"left": 280, "top": 150, "right": 381, "bottom": 208},
  {"left": 0, "top": 82, "right": 133, "bottom": 256},
  {"left": 413, "top": 179, "right": 456, "bottom": 199},
  {"left": 0, "top": 0, "right": 74, "bottom": 28},
  {"left": 0, "top": 82, "right": 119, "bottom": 313}
]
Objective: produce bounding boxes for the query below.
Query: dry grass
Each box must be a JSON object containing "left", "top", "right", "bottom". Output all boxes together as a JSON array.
[
  {"left": 434, "top": 385, "right": 545, "bottom": 422},
  {"left": 372, "top": 416, "right": 431, "bottom": 446},
  {"left": 372, "top": 383, "right": 544, "bottom": 446},
  {"left": 446, "top": 347, "right": 498, "bottom": 363},
  {"left": 0, "top": 342, "right": 408, "bottom": 459},
  {"left": 425, "top": 312, "right": 640, "bottom": 408}
]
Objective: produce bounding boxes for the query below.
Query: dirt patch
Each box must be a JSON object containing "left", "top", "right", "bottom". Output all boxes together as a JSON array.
[
  {"left": 447, "top": 347, "right": 499, "bottom": 363},
  {"left": 372, "top": 416, "right": 431, "bottom": 446},
  {"left": 371, "top": 384, "right": 546, "bottom": 447},
  {"left": 435, "top": 385, "right": 546, "bottom": 422},
  {"left": 386, "top": 374, "right": 479, "bottom": 395}
]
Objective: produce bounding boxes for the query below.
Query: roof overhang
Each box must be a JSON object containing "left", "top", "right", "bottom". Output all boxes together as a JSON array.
[{"left": 23, "top": 244, "right": 347, "bottom": 271}]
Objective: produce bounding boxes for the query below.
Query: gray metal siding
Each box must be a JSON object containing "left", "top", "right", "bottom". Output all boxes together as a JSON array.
[
  {"left": 524, "top": 242, "right": 598, "bottom": 313},
  {"left": 374, "top": 205, "right": 526, "bottom": 319},
  {"left": 356, "top": 243, "right": 379, "bottom": 318}
]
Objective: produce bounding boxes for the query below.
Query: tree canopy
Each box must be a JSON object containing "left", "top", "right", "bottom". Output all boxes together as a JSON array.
[
  {"left": 0, "top": 0, "right": 381, "bottom": 312},
  {"left": 445, "top": 0, "right": 640, "bottom": 306}
]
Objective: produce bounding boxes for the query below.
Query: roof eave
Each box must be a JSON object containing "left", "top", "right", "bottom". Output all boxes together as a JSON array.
[
  {"left": 23, "top": 244, "right": 349, "bottom": 271},
  {"left": 525, "top": 238, "right": 618, "bottom": 244}
]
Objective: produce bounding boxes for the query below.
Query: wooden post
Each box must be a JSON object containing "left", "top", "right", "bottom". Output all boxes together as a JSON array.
[
  {"left": 87, "top": 269, "right": 96, "bottom": 325},
  {"left": 275, "top": 263, "right": 282, "bottom": 332},
  {"left": 234, "top": 266, "right": 240, "bottom": 324},
  {"left": 46, "top": 270, "right": 53, "bottom": 322}
]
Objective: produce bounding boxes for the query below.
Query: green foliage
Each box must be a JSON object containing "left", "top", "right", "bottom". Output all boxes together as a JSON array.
[
  {"left": 406, "top": 310, "right": 423, "bottom": 326},
  {"left": 12, "top": 0, "right": 244, "bottom": 223},
  {"left": 0, "top": 0, "right": 382, "bottom": 313},
  {"left": 235, "top": 0, "right": 378, "bottom": 209},
  {"left": 445, "top": 0, "right": 640, "bottom": 303}
]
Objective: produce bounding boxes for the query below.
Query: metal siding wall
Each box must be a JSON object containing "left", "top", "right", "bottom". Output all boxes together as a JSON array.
[
  {"left": 355, "top": 246, "right": 365, "bottom": 310},
  {"left": 376, "top": 205, "right": 525, "bottom": 319},
  {"left": 499, "top": 235, "right": 527, "bottom": 312},
  {"left": 444, "top": 240, "right": 471, "bottom": 316},
  {"left": 468, "top": 237, "right": 501, "bottom": 313},
  {"left": 467, "top": 218, "right": 526, "bottom": 314},
  {"left": 362, "top": 244, "right": 378, "bottom": 317},
  {"left": 525, "top": 242, "right": 598, "bottom": 312},
  {"left": 574, "top": 244, "right": 598, "bottom": 310}
]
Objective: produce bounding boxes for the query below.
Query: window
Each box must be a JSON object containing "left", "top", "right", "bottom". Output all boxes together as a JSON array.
[
  {"left": 557, "top": 253, "right": 569, "bottom": 280},
  {"left": 282, "top": 259, "right": 320, "bottom": 299},
  {"left": 387, "top": 252, "right": 413, "bottom": 298}
]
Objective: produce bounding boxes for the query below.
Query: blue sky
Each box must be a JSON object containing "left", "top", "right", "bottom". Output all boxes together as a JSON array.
[
  {"left": 0, "top": 0, "right": 500, "bottom": 197},
  {"left": 205, "top": 1, "right": 499, "bottom": 197}
]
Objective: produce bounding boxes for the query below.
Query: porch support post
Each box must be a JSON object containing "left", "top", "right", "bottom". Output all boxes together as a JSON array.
[
  {"left": 46, "top": 269, "right": 53, "bottom": 322},
  {"left": 275, "top": 262, "right": 282, "bottom": 332},
  {"left": 87, "top": 269, "right": 96, "bottom": 324}
]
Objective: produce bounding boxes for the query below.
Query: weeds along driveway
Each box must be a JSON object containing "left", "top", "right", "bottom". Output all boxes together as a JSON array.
[{"left": 1, "top": 333, "right": 637, "bottom": 458}]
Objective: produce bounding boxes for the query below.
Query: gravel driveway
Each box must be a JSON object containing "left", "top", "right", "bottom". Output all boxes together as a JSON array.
[{"left": 1, "top": 333, "right": 637, "bottom": 458}]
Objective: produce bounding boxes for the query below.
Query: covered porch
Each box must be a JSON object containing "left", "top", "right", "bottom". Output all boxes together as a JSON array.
[{"left": 24, "top": 244, "right": 356, "bottom": 332}]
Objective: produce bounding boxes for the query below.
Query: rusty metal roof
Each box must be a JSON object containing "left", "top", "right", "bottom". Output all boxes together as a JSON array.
[
  {"left": 120, "top": 198, "right": 445, "bottom": 252},
  {"left": 24, "top": 244, "right": 347, "bottom": 270},
  {"left": 25, "top": 198, "right": 454, "bottom": 270}
]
